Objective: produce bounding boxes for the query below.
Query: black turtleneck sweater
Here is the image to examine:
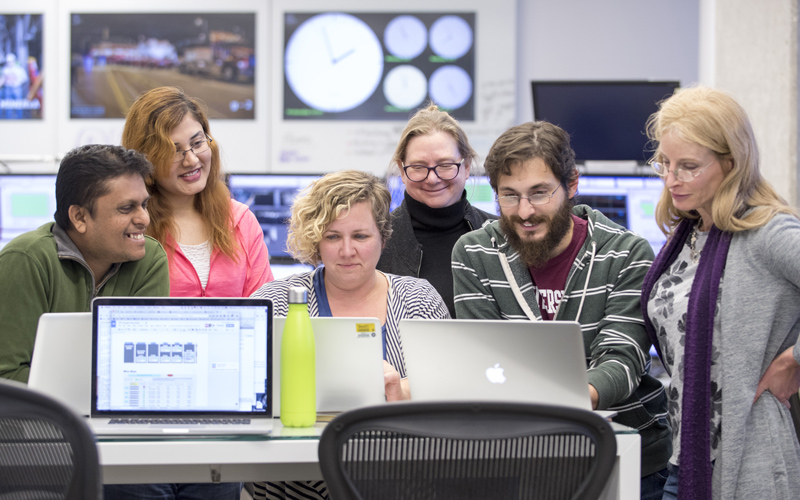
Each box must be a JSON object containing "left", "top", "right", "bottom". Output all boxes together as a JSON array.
[{"left": 405, "top": 191, "right": 470, "bottom": 316}]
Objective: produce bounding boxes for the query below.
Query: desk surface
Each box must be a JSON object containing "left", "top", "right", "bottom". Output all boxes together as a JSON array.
[{"left": 96, "top": 419, "right": 641, "bottom": 500}]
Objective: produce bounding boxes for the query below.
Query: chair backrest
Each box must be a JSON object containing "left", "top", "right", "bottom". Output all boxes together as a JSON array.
[
  {"left": 319, "top": 401, "right": 617, "bottom": 500},
  {"left": 0, "top": 379, "right": 101, "bottom": 500}
]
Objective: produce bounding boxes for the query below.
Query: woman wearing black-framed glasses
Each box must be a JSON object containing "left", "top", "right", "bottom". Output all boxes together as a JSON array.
[{"left": 377, "top": 103, "right": 496, "bottom": 317}]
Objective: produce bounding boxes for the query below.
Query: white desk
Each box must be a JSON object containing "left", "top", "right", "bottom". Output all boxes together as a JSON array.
[{"left": 97, "top": 421, "right": 641, "bottom": 500}]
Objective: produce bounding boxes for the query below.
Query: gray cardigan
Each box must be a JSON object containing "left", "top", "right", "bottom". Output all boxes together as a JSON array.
[{"left": 704, "top": 214, "right": 800, "bottom": 499}]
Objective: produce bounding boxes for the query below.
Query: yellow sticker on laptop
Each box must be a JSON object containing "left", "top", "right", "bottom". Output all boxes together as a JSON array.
[{"left": 356, "top": 323, "right": 375, "bottom": 333}]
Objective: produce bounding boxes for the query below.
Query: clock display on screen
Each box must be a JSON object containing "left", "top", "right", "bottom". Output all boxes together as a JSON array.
[
  {"left": 285, "top": 13, "right": 384, "bottom": 113},
  {"left": 283, "top": 12, "right": 475, "bottom": 121},
  {"left": 429, "top": 65, "right": 473, "bottom": 110},
  {"left": 429, "top": 15, "right": 473, "bottom": 60},
  {"left": 383, "top": 65, "right": 428, "bottom": 110},
  {"left": 384, "top": 15, "right": 427, "bottom": 60}
]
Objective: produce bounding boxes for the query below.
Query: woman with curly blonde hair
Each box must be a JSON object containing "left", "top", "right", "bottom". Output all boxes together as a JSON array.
[
  {"left": 122, "top": 86, "right": 272, "bottom": 297},
  {"left": 641, "top": 85, "right": 800, "bottom": 500},
  {"left": 250, "top": 169, "right": 449, "bottom": 500}
]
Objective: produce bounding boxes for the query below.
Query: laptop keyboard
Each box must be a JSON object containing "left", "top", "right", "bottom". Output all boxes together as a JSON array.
[{"left": 109, "top": 418, "right": 252, "bottom": 425}]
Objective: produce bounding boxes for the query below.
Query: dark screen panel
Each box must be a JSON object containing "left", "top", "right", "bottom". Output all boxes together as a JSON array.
[{"left": 531, "top": 81, "right": 679, "bottom": 163}]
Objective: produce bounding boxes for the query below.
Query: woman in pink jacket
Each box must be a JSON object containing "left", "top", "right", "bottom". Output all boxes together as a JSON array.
[{"left": 122, "top": 86, "right": 273, "bottom": 298}]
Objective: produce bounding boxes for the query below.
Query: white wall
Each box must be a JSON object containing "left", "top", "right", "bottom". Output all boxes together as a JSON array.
[
  {"left": 517, "top": 0, "right": 700, "bottom": 123},
  {"left": 710, "top": 0, "right": 798, "bottom": 205},
  {"left": 0, "top": 0, "right": 703, "bottom": 173}
]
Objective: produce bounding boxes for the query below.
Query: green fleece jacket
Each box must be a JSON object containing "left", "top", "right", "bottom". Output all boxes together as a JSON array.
[
  {"left": 0, "top": 223, "right": 170, "bottom": 383},
  {"left": 452, "top": 205, "right": 671, "bottom": 476}
]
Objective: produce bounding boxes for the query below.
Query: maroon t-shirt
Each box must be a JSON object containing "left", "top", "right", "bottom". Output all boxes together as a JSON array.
[{"left": 529, "top": 214, "right": 589, "bottom": 320}]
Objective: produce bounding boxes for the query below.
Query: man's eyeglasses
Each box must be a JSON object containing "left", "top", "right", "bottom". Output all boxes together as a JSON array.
[
  {"left": 173, "top": 135, "right": 213, "bottom": 164},
  {"left": 649, "top": 158, "right": 714, "bottom": 183},
  {"left": 497, "top": 184, "right": 562, "bottom": 207},
  {"left": 402, "top": 159, "right": 464, "bottom": 182}
]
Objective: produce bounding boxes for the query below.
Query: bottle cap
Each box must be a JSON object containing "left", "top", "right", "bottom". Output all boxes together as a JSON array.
[{"left": 288, "top": 287, "right": 309, "bottom": 304}]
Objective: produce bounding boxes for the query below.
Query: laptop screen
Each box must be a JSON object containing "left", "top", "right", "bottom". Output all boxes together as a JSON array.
[{"left": 91, "top": 298, "right": 272, "bottom": 417}]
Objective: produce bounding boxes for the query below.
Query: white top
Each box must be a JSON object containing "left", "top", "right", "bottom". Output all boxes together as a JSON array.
[{"left": 179, "top": 241, "right": 212, "bottom": 289}]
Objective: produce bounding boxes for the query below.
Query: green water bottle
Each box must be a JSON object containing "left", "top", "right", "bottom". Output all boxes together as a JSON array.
[{"left": 280, "top": 287, "right": 316, "bottom": 427}]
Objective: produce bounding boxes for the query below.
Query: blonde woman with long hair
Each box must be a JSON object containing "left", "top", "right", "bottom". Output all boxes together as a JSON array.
[{"left": 641, "top": 85, "right": 800, "bottom": 500}]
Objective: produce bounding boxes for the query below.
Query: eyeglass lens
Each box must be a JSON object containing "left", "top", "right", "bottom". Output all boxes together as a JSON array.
[{"left": 405, "top": 162, "right": 461, "bottom": 181}]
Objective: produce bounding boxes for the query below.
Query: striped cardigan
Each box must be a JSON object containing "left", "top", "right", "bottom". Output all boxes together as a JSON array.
[
  {"left": 251, "top": 267, "right": 450, "bottom": 378},
  {"left": 451, "top": 205, "right": 671, "bottom": 476}
]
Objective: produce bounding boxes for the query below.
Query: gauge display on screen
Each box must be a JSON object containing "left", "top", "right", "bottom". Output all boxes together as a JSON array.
[{"left": 283, "top": 12, "right": 475, "bottom": 121}]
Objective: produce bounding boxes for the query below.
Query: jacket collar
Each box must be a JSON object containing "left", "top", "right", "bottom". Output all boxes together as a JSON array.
[{"left": 52, "top": 223, "right": 121, "bottom": 285}]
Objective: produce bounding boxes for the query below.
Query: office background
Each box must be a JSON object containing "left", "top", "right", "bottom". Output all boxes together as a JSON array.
[{"left": 0, "top": 0, "right": 797, "bottom": 204}]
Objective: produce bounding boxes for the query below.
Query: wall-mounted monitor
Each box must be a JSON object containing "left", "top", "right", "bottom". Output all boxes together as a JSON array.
[
  {"left": 70, "top": 12, "right": 256, "bottom": 119},
  {"left": 0, "top": 174, "right": 56, "bottom": 249},
  {"left": 227, "top": 173, "right": 321, "bottom": 264},
  {"left": 531, "top": 81, "right": 680, "bottom": 164},
  {"left": 0, "top": 13, "right": 43, "bottom": 120},
  {"left": 283, "top": 11, "right": 475, "bottom": 121}
]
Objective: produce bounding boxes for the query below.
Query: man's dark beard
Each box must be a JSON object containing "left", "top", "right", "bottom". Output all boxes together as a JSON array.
[{"left": 500, "top": 196, "right": 573, "bottom": 268}]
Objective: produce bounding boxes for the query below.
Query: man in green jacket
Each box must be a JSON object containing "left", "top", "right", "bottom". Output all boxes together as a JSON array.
[
  {"left": 452, "top": 122, "right": 670, "bottom": 499},
  {"left": 0, "top": 144, "right": 169, "bottom": 383}
]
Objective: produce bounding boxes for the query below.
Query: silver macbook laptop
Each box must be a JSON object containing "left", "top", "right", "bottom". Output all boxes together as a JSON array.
[
  {"left": 401, "top": 319, "right": 592, "bottom": 411},
  {"left": 88, "top": 297, "right": 273, "bottom": 436},
  {"left": 272, "top": 317, "right": 384, "bottom": 415},
  {"left": 29, "top": 312, "right": 92, "bottom": 417}
]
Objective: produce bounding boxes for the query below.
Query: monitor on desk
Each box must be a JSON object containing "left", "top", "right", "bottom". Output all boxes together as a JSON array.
[
  {"left": 576, "top": 174, "right": 665, "bottom": 254},
  {"left": 386, "top": 172, "right": 664, "bottom": 252},
  {"left": 228, "top": 173, "right": 320, "bottom": 274},
  {"left": 386, "top": 175, "right": 499, "bottom": 216},
  {"left": 0, "top": 174, "right": 57, "bottom": 250}
]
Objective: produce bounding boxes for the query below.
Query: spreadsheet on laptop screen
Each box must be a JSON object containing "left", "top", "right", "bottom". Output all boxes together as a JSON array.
[{"left": 94, "top": 303, "right": 270, "bottom": 414}]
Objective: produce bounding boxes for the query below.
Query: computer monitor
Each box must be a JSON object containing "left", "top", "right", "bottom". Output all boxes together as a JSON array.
[
  {"left": 386, "top": 173, "right": 664, "bottom": 253},
  {"left": 576, "top": 174, "right": 665, "bottom": 254},
  {"left": 283, "top": 12, "right": 475, "bottom": 121},
  {"left": 0, "top": 174, "right": 57, "bottom": 249},
  {"left": 386, "top": 175, "right": 499, "bottom": 216},
  {"left": 227, "top": 173, "right": 321, "bottom": 266},
  {"left": 531, "top": 81, "right": 680, "bottom": 164}
]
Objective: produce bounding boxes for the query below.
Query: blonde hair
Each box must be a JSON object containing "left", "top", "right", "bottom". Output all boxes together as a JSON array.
[
  {"left": 122, "top": 87, "right": 238, "bottom": 260},
  {"left": 391, "top": 102, "right": 477, "bottom": 173},
  {"left": 287, "top": 170, "right": 392, "bottom": 265},
  {"left": 646, "top": 85, "right": 796, "bottom": 235}
]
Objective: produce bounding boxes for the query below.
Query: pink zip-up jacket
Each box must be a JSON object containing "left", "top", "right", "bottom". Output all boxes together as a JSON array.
[{"left": 167, "top": 199, "right": 273, "bottom": 297}]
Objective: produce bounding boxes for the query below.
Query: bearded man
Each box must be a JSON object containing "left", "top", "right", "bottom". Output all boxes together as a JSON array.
[{"left": 451, "top": 121, "right": 671, "bottom": 500}]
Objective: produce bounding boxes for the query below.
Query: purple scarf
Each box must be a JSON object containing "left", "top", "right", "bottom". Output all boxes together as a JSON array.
[{"left": 642, "top": 218, "right": 732, "bottom": 500}]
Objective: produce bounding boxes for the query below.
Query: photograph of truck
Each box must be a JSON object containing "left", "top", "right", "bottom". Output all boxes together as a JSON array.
[{"left": 70, "top": 12, "right": 255, "bottom": 119}]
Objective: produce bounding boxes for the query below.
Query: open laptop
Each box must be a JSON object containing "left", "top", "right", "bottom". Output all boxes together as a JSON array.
[
  {"left": 88, "top": 297, "right": 273, "bottom": 436},
  {"left": 400, "top": 319, "right": 593, "bottom": 411},
  {"left": 28, "top": 312, "right": 92, "bottom": 417},
  {"left": 272, "top": 317, "right": 384, "bottom": 415}
]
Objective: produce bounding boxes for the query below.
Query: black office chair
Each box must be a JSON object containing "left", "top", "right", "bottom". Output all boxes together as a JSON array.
[
  {"left": 0, "top": 379, "right": 101, "bottom": 500},
  {"left": 318, "top": 401, "right": 617, "bottom": 500}
]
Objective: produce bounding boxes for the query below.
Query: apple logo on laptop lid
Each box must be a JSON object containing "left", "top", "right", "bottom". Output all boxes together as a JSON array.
[{"left": 486, "top": 363, "right": 506, "bottom": 384}]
